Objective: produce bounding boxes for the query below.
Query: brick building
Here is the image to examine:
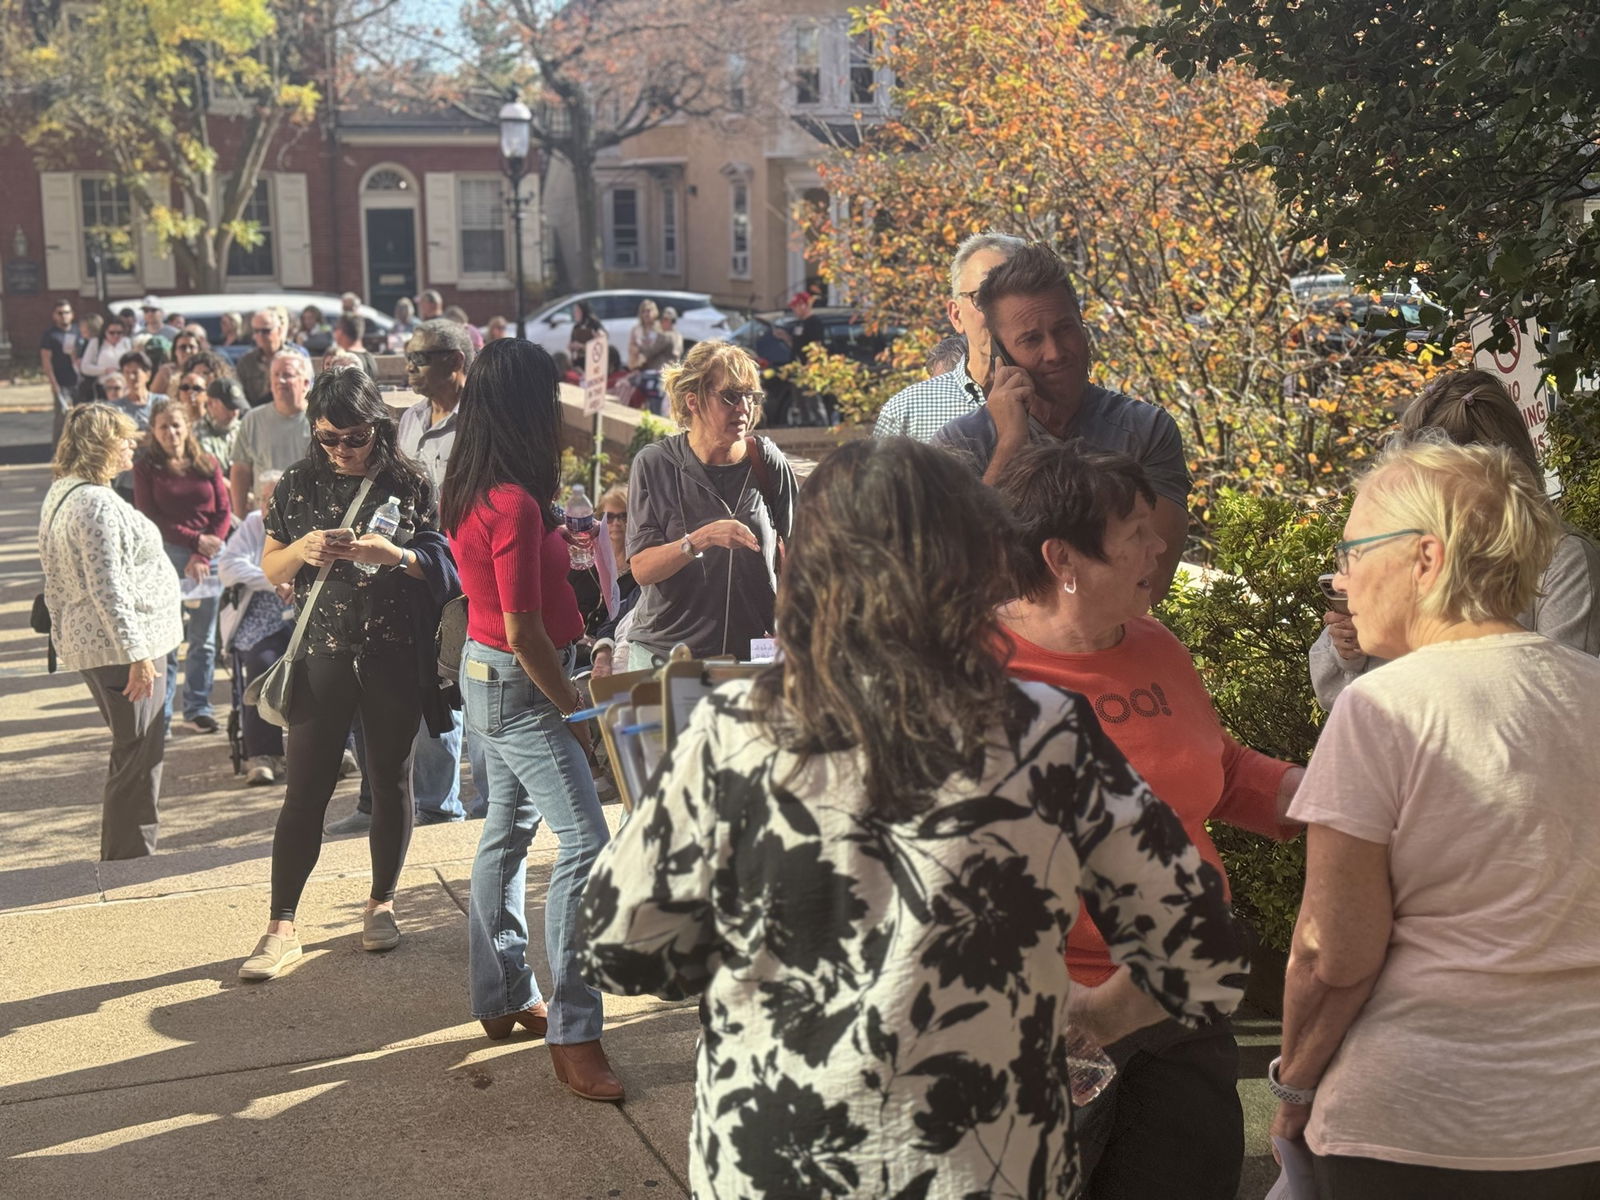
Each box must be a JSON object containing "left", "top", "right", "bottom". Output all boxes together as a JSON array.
[{"left": 0, "top": 105, "right": 541, "bottom": 363}]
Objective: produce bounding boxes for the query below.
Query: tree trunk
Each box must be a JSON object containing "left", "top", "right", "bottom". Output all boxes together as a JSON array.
[{"left": 569, "top": 152, "right": 602, "bottom": 292}]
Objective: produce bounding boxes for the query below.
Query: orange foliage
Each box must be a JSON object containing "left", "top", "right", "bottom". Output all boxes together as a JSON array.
[{"left": 804, "top": 0, "right": 1463, "bottom": 509}]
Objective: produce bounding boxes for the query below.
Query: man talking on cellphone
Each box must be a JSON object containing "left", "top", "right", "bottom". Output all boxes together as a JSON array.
[{"left": 930, "top": 242, "right": 1190, "bottom": 598}]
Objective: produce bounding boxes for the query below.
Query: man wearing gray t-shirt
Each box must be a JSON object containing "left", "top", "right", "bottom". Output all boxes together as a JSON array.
[
  {"left": 930, "top": 243, "right": 1190, "bottom": 597},
  {"left": 230, "top": 350, "right": 312, "bottom": 513}
]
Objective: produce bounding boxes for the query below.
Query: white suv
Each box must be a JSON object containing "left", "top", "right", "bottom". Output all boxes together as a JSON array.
[{"left": 518, "top": 290, "right": 731, "bottom": 361}]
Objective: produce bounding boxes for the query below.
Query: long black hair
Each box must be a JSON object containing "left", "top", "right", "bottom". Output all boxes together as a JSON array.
[
  {"left": 306, "top": 365, "right": 430, "bottom": 504},
  {"left": 440, "top": 338, "right": 561, "bottom": 535}
]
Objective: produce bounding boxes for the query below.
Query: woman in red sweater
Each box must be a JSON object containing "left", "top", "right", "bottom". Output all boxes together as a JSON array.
[
  {"left": 133, "top": 399, "right": 231, "bottom": 734},
  {"left": 441, "top": 339, "right": 620, "bottom": 1103},
  {"left": 996, "top": 442, "right": 1304, "bottom": 1200}
]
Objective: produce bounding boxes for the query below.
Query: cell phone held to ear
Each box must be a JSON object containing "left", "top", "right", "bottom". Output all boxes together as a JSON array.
[{"left": 1318, "top": 573, "right": 1350, "bottom": 615}]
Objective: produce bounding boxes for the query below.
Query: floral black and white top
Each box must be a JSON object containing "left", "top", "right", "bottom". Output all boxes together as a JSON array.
[{"left": 578, "top": 678, "right": 1249, "bottom": 1199}]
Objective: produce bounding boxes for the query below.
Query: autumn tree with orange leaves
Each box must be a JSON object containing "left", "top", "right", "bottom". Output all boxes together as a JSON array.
[{"left": 802, "top": 0, "right": 1464, "bottom": 514}]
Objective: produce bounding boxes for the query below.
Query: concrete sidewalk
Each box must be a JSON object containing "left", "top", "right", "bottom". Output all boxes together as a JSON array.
[{"left": 0, "top": 457, "right": 1284, "bottom": 1198}]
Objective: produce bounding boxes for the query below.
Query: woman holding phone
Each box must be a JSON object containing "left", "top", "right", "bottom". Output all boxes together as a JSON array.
[{"left": 237, "top": 367, "right": 445, "bottom": 982}]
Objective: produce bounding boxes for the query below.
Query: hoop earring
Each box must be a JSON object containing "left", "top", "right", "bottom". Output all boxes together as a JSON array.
[{"left": 1063, "top": 579, "right": 1077, "bottom": 595}]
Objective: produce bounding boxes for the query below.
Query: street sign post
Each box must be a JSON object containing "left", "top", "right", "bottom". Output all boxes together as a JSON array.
[
  {"left": 1470, "top": 316, "right": 1561, "bottom": 495},
  {"left": 584, "top": 332, "right": 608, "bottom": 495}
]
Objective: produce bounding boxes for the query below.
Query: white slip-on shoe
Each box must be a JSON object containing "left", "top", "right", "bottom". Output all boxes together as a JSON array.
[{"left": 238, "top": 933, "right": 303, "bottom": 981}]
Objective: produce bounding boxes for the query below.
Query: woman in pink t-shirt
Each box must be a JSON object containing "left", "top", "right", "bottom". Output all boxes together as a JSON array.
[
  {"left": 1274, "top": 440, "right": 1600, "bottom": 1197},
  {"left": 442, "top": 338, "right": 621, "bottom": 1103}
]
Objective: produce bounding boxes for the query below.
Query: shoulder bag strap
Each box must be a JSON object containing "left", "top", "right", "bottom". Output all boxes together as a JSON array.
[
  {"left": 743, "top": 436, "right": 777, "bottom": 515},
  {"left": 45, "top": 482, "right": 93, "bottom": 534},
  {"left": 280, "top": 475, "right": 375, "bottom": 663}
]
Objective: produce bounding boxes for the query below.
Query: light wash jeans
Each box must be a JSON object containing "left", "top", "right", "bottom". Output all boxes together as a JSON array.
[
  {"left": 409, "top": 706, "right": 467, "bottom": 823},
  {"left": 162, "top": 543, "right": 218, "bottom": 724},
  {"left": 463, "top": 639, "right": 607, "bottom": 1042}
]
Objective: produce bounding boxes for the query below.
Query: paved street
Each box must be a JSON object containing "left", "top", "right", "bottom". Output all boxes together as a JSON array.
[{"left": 0, "top": 400, "right": 1283, "bottom": 1198}]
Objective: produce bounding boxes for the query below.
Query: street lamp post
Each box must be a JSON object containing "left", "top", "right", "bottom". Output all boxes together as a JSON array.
[{"left": 498, "top": 100, "right": 532, "bottom": 339}]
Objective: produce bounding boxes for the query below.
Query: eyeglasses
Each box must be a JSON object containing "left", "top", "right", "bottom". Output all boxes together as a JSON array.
[
  {"left": 956, "top": 289, "right": 980, "bottom": 305},
  {"left": 716, "top": 389, "right": 761, "bottom": 408},
  {"left": 602, "top": 510, "right": 627, "bottom": 525},
  {"left": 251, "top": 326, "right": 275, "bottom": 336},
  {"left": 1333, "top": 529, "right": 1425, "bottom": 575},
  {"left": 176, "top": 383, "right": 205, "bottom": 393},
  {"left": 313, "top": 427, "right": 375, "bottom": 450},
  {"left": 405, "top": 349, "right": 452, "bottom": 368},
  {"left": 107, "top": 328, "right": 124, "bottom": 336}
]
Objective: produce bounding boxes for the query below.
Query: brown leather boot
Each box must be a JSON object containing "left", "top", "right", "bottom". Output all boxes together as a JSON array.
[{"left": 549, "top": 1040, "right": 624, "bottom": 1102}]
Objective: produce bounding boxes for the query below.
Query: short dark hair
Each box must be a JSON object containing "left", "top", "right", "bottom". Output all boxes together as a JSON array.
[
  {"left": 974, "top": 242, "right": 1080, "bottom": 325},
  {"left": 206, "top": 378, "right": 250, "bottom": 413},
  {"left": 997, "top": 441, "right": 1157, "bottom": 602},
  {"left": 118, "top": 350, "right": 154, "bottom": 378},
  {"left": 336, "top": 313, "right": 366, "bottom": 342},
  {"left": 185, "top": 349, "right": 234, "bottom": 381}
]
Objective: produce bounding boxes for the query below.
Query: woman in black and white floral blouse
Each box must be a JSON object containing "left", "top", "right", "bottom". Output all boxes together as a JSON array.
[{"left": 578, "top": 437, "right": 1249, "bottom": 1198}]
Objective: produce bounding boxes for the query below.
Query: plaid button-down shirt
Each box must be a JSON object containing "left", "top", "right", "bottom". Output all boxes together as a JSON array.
[{"left": 872, "top": 359, "right": 984, "bottom": 443}]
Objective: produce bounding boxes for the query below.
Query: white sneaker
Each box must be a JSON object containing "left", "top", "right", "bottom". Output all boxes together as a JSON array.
[
  {"left": 339, "top": 749, "right": 359, "bottom": 779},
  {"left": 246, "top": 758, "right": 276, "bottom": 786}
]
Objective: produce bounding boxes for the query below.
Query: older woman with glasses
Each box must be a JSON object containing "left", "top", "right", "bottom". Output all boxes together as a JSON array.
[
  {"left": 1272, "top": 438, "right": 1600, "bottom": 1197},
  {"left": 624, "top": 341, "right": 796, "bottom": 669}
]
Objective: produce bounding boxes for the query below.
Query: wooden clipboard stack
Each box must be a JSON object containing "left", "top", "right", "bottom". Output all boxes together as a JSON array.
[{"left": 584, "top": 650, "right": 767, "bottom": 811}]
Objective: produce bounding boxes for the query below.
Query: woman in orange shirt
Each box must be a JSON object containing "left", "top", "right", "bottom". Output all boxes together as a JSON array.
[{"left": 997, "top": 441, "right": 1304, "bottom": 1200}]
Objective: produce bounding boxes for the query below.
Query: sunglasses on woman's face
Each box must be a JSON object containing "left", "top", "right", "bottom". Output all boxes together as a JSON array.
[
  {"left": 177, "top": 383, "right": 205, "bottom": 394},
  {"left": 313, "top": 427, "right": 375, "bottom": 450},
  {"left": 716, "top": 389, "right": 761, "bottom": 408},
  {"left": 602, "top": 510, "right": 627, "bottom": 524}
]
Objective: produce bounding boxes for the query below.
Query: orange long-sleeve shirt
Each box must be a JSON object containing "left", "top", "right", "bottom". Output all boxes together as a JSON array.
[{"left": 1003, "top": 615, "right": 1297, "bottom": 985}]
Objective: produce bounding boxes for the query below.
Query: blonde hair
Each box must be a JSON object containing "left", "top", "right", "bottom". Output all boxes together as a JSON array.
[
  {"left": 1355, "top": 437, "right": 1559, "bottom": 623},
  {"left": 52, "top": 403, "right": 138, "bottom": 485},
  {"left": 660, "top": 340, "right": 761, "bottom": 428},
  {"left": 597, "top": 483, "right": 628, "bottom": 511}
]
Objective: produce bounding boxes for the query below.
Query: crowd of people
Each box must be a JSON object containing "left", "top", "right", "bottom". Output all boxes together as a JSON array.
[{"left": 35, "top": 243, "right": 1600, "bottom": 1198}]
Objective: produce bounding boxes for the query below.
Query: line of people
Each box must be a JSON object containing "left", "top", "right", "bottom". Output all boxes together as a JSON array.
[{"left": 37, "top": 238, "right": 1600, "bottom": 1197}]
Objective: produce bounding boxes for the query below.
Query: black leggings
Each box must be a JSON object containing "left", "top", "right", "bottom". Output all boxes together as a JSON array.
[
  {"left": 269, "top": 651, "right": 420, "bottom": 920},
  {"left": 1314, "top": 1154, "right": 1600, "bottom": 1199}
]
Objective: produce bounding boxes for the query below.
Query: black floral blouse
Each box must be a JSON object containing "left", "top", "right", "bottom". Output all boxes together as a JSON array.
[
  {"left": 265, "top": 460, "right": 435, "bottom": 658},
  {"left": 577, "top": 679, "right": 1249, "bottom": 1199}
]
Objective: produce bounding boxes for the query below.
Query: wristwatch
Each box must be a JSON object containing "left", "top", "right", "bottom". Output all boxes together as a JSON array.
[
  {"left": 397, "top": 548, "right": 417, "bottom": 570},
  {"left": 680, "top": 534, "right": 702, "bottom": 560},
  {"left": 1266, "top": 1056, "right": 1317, "bottom": 1106}
]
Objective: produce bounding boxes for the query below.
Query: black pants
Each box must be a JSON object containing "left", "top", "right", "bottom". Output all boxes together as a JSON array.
[
  {"left": 1073, "top": 1018, "right": 1242, "bottom": 1200},
  {"left": 239, "top": 627, "right": 291, "bottom": 760},
  {"left": 269, "top": 651, "right": 420, "bottom": 920},
  {"left": 1314, "top": 1153, "right": 1600, "bottom": 1199},
  {"left": 81, "top": 662, "right": 168, "bottom": 860}
]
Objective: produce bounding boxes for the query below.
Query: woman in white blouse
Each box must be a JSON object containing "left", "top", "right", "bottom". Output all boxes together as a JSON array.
[{"left": 39, "top": 404, "right": 183, "bottom": 859}]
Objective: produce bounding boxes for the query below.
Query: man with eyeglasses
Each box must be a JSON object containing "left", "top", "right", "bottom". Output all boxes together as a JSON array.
[
  {"left": 41, "top": 299, "right": 80, "bottom": 444},
  {"left": 351, "top": 317, "right": 481, "bottom": 829},
  {"left": 873, "top": 232, "right": 1026, "bottom": 442},
  {"left": 230, "top": 351, "right": 313, "bottom": 515},
  {"left": 236, "top": 309, "right": 310, "bottom": 408}
]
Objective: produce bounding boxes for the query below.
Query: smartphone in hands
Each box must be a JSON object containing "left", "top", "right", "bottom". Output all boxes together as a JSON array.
[
  {"left": 324, "top": 528, "right": 357, "bottom": 547},
  {"left": 1318, "top": 573, "right": 1350, "bottom": 615}
]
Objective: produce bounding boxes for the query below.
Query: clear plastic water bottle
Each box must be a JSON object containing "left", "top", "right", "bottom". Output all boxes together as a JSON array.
[
  {"left": 1065, "top": 1025, "right": 1117, "bottom": 1106},
  {"left": 565, "top": 484, "right": 596, "bottom": 570},
  {"left": 356, "top": 495, "right": 403, "bottom": 575}
]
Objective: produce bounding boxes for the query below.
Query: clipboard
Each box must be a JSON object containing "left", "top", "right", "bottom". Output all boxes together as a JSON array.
[{"left": 660, "top": 658, "right": 767, "bottom": 745}]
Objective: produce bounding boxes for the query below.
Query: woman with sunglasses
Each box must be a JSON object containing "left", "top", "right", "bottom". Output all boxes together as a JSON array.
[
  {"left": 238, "top": 366, "right": 450, "bottom": 981},
  {"left": 624, "top": 341, "right": 795, "bottom": 669},
  {"left": 151, "top": 328, "right": 207, "bottom": 399}
]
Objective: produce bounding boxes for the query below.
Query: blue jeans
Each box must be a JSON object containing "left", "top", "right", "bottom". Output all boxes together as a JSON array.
[
  {"left": 463, "top": 639, "right": 607, "bottom": 1042},
  {"left": 163, "top": 544, "right": 218, "bottom": 723},
  {"left": 410, "top": 707, "right": 466, "bottom": 823}
]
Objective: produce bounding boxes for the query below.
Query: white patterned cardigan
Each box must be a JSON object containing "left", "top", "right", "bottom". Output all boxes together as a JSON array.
[
  {"left": 579, "top": 678, "right": 1250, "bottom": 1199},
  {"left": 38, "top": 476, "right": 182, "bottom": 673}
]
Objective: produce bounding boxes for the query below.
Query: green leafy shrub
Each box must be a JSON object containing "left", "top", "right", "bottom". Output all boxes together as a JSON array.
[
  {"left": 1157, "top": 490, "right": 1342, "bottom": 951},
  {"left": 625, "top": 413, "right": 677, "bottom": 465},
  {"left": 1549, "top": 388, "right": 1600, "bottom": 543}
]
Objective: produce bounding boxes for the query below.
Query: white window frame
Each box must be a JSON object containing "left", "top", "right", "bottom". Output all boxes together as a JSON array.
[
  {"left": 660, "top": 186, "right": 680, "bottom": 276},
  {"left": 787, "top": 19, "right": 892, "bottom": 114},
  {"left": 455, "top": 173, "right": 511, "bottom": 287},
  {"left": 605, "top": 185, "right": 644, "bottom": 272},
  {"left": 77, "top": 173, "right": 136, "bottom": 285},
  {"left": 225, "top": 175, "right": 277, "bottom": 284},
  {"left": 729, "top": 178, "right": 751, "bottom": 280},
  {"left": 791, "top": 22, "right": 823, "bottom": 108}
]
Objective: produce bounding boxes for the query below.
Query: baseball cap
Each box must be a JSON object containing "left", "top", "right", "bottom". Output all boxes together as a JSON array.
[
  {"left": 140, "top": 296, "right": 163, "bottom": 311},
  {"left": 206, "top": 378, "right": 250, "bottom": 413}
]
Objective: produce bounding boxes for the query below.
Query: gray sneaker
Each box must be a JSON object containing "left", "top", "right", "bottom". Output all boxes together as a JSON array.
[
  {"left": 238, "top": 932, "right": 303, "bottom": 981},
  {"left": 325, "top": 809, "right": 371, "bottom": 836},
  {"left": 362, "top": 909, "right": 400, "bottom": 952}
]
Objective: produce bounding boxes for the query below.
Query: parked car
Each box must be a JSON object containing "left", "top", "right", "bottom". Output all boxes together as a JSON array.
[
  {"left": 517, "top": 290, "right": 730, "bottom": 361},
  {"left": 728, "top": 307, "right": 905, "bottom": 427},
  {"left": 1290, "top": 292, "right": 1432, "bottom": 358},
  {"left": 137, "top": 292, "right": 394, "bottom": 360}
]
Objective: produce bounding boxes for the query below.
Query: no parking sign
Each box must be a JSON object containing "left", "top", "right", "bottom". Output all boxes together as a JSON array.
[{"left": 1470, "top": 316, "right": 1561, "bottom": 495}]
